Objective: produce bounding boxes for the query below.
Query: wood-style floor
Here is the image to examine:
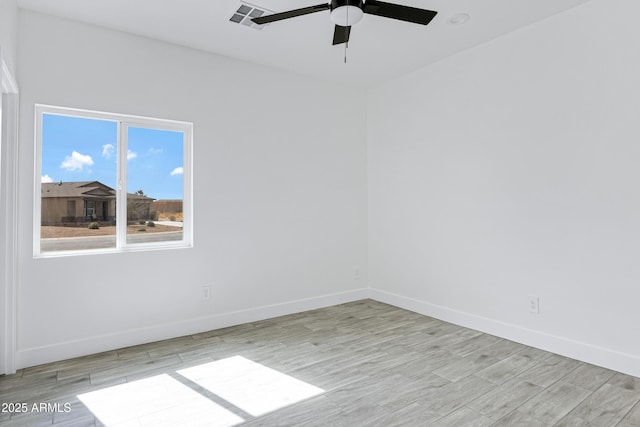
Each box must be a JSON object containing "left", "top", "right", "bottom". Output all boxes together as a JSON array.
[{"left": 1, "top": 300, "right": 639, "bottom": 426}]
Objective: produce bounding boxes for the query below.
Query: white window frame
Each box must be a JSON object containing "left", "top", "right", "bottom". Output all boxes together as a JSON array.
[
  {"left": 34, "top": 105, "right": 193, "bottom": 257},
  {"left": 1, "top": 52, "right": 20, "bottom": 374}
]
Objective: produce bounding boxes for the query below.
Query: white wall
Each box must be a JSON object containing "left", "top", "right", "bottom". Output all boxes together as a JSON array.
[
  {"left": 17, "top": 0, "right": 640, "bottom": 378},
  {"left": 0, "top": 0, "right": 18, "bottom": 75},
  {"left": 16, "top": 11, "right": 368, "bottom": 368},
  {"left": 368, "top": 0, "right": 640, "bottom": 377}
]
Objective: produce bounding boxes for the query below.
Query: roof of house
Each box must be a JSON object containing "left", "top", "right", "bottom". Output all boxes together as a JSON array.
[
  {"left": 41, "top": 181, "right": 115, "bottom": 198},
  {"left": 41, "top": 181, "right": 154, "bottom": 200}
]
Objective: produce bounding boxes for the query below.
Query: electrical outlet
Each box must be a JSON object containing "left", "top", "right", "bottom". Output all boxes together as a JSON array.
[
  {"left": 354, "top": 266, "right": 360, "bottom": 279},
  {"left": 528, "top": 295, "right": 539, "bottom": 314},
  {"left": 202, "top": 286, "right": 211, "bottom": 300}
]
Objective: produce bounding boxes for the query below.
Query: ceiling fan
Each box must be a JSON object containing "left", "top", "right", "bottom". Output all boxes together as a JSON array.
[{"left": 252, "top": 0, "right": 438, "bottom": 46}]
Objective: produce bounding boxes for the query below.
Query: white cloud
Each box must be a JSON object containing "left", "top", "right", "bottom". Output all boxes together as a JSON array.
[
  {"left": 127, "top": 150, "right": 137, "bottom": 160},
  {"left": 170, "top": 167, "right": 183, "bottom": 176},
  {"left": 60, "top": 151, "right": 94, "bottom": 172},
  {"left": 102, "top": 144, "right": 115, "bottom": 158},
  {"left": 41, "top": 174, "right": 54, "bottom": 183}
]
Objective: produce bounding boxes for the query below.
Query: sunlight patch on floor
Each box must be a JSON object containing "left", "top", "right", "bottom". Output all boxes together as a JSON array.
[
  {"left": 77, "top": 374, "right": 244, "bottom": 427},
  {"left": 177, "top": 355, "right": 325, "bottom": 417}
]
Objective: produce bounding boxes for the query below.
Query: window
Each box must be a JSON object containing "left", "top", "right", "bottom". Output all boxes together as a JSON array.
[
  {"left": 35, "top": 105, "right": 192, "bottom": 256},
  {"left": 85, "top": 201, "right": 96, "bottom": 218}
]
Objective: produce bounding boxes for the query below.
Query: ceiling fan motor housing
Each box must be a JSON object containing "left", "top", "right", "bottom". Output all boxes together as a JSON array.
[
  {"left": 330, "top": 0, "right": 364, "bottom": 26},
  {"left": 330, "top": 0, "right": 364, "bottom": 8}
]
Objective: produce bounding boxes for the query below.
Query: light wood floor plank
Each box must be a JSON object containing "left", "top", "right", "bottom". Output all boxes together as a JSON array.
[{"left": 1, "top": 299, "right": 639, "bottom": 426}]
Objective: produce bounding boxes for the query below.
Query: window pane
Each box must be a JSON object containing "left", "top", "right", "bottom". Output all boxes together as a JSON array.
[
  {"left": 125, "top": 126, "right": 184, "bottom": 245},
  {"left": 40, "top": 114, "right": 117, "bottom": 252}
]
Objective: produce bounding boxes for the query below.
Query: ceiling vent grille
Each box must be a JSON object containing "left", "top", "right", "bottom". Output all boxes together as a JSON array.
[{"left": 229, "top": 2, "right": 272, "bottom": 30}]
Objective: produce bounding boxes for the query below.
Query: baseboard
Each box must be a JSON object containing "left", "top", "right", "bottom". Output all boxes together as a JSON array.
[
  {"left": 16, "top": 288, "right": 369, "bottom": 369},
  {"left": 369, "top": 288, "right": 640, "bottom": 379},
  {"left": 18, "top": 286, "right": 640, "bottom": 378}
]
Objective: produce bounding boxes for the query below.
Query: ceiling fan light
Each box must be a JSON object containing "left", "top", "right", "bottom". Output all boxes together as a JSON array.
[{"left": 330, "top": 5, "right": 364, "bottom": 26}]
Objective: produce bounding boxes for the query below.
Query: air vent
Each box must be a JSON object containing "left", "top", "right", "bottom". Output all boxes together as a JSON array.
[{"left": 229, "top": 2, "right": 272, "bottom": 30}]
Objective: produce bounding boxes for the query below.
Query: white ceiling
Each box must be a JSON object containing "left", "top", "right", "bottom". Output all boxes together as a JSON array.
[{"left": 17, "top": 0, "right": 593, "bottom": 87}]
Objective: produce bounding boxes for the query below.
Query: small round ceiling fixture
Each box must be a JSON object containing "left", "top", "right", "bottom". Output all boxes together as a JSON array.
[
  {"left": 449, "top": 13, "right": 470, "bottom": 26},
  {"left": 330, "top": 6, "right": 364, "bottom": 26}
]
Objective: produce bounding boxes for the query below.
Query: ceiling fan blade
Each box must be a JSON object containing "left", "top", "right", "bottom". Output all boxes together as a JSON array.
[
  {"left": 332, "top": 25, "right": 351, "bottom": 45},
  {"left": 363, "top": 0, "right": 437, "bottom": 25},
  {"left": 252, "top": 4, "right": 330, "bottom": 25}
]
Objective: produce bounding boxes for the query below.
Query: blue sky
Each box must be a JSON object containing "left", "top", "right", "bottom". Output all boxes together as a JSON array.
[{"left": 42, "top": 114, "right": 184, "bottom": 200}]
